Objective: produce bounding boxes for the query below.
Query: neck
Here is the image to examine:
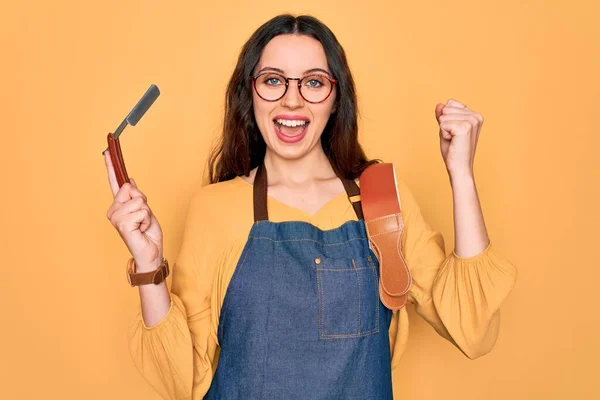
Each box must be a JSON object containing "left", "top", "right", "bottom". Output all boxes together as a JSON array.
[{"left": 263, "top": 144, "right": 336, "bottom": 187}]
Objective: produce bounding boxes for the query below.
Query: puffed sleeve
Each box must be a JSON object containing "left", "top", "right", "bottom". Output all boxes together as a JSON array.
[
  {"left": 396, "top": 178, "right": 518, "bottom": 360},
  {"left": 128, "top": 190, "right": 220, "bottom": 399}
]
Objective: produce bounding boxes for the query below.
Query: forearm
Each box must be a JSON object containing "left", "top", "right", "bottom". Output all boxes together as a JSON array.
[
  {"left": 450, "top": 174, "right": 490, "bottom": 258},
  {"left": 136, "top": 259, "right": 172, "bottom": 327}
]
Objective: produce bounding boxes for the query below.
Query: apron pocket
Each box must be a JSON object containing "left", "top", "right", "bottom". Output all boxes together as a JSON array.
[{"left": 315, "top": 256, "right": 379, "bottom": 339}]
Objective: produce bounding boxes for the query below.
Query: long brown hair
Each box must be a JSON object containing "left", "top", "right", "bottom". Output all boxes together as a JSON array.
[{"left": 207, "top": 14, "right": 379, "bottom": 184}]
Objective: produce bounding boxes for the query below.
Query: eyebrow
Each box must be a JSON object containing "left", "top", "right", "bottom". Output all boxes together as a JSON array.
[{"left": 256, "top": 66, "right": 332, "bottom": 76}]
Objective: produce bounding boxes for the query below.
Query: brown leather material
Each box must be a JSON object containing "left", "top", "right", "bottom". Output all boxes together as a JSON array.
[
  {"left": 360, "top": 163, "right": 411, "bottom": 310},
  {"left": 253, "top": 163, "right": 269, "bottom": 222},
  {"left": 107, "top": 132, "right": 130, "bottom": 188},
  {"left": 340, "top": 175, "right": 364, "bottom": 221},
  {"left": 126, "top": 257, "right": 170, "bottom": 286}
]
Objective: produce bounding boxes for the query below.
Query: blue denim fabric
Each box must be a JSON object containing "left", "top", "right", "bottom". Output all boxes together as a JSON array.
[{"left": 204, "top": 219, "right": 394, "bottom": 399}]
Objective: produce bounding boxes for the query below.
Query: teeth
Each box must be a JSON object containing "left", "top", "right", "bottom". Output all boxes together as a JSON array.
[{"left": 276, "top": 119, "right": 308, "bottom": 127}]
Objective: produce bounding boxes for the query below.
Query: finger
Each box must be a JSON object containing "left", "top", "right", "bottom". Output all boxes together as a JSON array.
[
  {"left": 438, "top": 114, "right": 481, "bottom": 128},
  {"left": 435, "top": 103, "right": 445, "bottom": 122},
  {"left": 131, "top": 200, "right": 154, "bottom": 233},
  {"left": 131, "top": 208, "right": 152, "bottom": 233},
  {"left": 439, "top": 127, "right": 452, "bottom": 140},
  {"left": 107, "top": 195, "right": 152, "bottom": 223},
  {"left": 114, "top": 182, "right": 135, "bottom": 204},
  {"left": 139, "top": 210, "right": 152, "bottom": 233},
  {"left": 104, "top": 150, "right": 119, "bottom": 198},
  {"left": 441, "top": 107, "right": 484, "bottom": 125},
  {"left": 115, "top": 208, "right": 150, "bottom": 235},
  {"left": 441, "top": 106, "right": 472, "bottom": 115},
  {"left": 128, "top": 181, "right": 148, "bottom": 202},
  {"left": 108, "top": 197, "right": 152, "bottom": 226},
  {"left": 446, "top": 98, "right": 467, "bottom": 108},
  {"left": 439, "top": 120, "right": 474, "bottom": 137},
  {"left": 107, "top": 184, "right": 137, "bottom": 220},
  {"left": 121, "top": 196, "right": 151, "bottom": 216}
]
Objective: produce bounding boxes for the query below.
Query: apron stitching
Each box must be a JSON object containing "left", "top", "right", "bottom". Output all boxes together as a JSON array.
[
  {"left": 260, "top": 246, "right": 275, "bottom": 398},
  {"left": 218, "top": 237, "right": 254, "bottom": 343},
  {"left": 372, "top": 265, "right": 380, "bottom": 333},
  {"left": 352, "top": 259, "right": 362, "bottom": 336},
  {"left": 316, "top": 267, "right": 372, "bottom": 271},
  {"left": 320, "top": 332, "right": 378, "bottom": 339},
  {"left": 317, "top": 268, "right": 324, "bottom": 339},
  {"left": 249, "top": 236, "right": 367, "bottom": 246}
]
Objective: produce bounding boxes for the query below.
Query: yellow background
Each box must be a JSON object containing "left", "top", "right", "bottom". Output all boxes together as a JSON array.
[{"left": 2, "top": 0, "right": 598, "bottom": 398}]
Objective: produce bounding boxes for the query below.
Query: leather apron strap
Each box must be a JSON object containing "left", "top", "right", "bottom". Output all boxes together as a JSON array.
[{"left": 360, "top": 163, "right": 411, "bottom": 310}]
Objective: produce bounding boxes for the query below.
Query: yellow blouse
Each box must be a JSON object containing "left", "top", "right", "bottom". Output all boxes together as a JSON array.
[{"left": 128, "top": 175, "right": 518, "bottom": 400}]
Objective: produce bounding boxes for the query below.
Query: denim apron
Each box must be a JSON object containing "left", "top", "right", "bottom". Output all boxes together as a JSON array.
[{"left": 204, "top": 163, "right": 394, "bottom": 399}]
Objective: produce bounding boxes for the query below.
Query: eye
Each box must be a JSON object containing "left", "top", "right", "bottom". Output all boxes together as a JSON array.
[
  {"left": 303, "top": 75, "right": 327, "bottom": 88},
  {"left": 261, "top": 74, "right": 285, "bottom": 86}
]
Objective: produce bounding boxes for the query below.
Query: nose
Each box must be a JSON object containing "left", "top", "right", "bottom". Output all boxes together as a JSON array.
[{"left": 281, "top": 79, "right": 304, "bottom": 109}]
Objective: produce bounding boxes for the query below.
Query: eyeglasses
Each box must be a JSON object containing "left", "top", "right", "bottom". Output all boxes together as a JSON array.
[{"left": 251, "top": 72, "right": 337, "bottom": 104}]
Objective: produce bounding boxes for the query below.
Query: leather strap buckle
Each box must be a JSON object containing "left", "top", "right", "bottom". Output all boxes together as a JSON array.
[{"left": 152, "top": 263, "right": 170, "bottom": 284}]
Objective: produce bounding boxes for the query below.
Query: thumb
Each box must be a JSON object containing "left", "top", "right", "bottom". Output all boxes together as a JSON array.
[
  {"left": 435, "top": 103, "right": 445, "bottom": 122},
  {"left": 130, "top": 178, "right": 137, "bottom": 187}
]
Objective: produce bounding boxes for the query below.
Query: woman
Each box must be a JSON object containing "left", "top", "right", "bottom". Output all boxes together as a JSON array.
[{"left": 105, "top": 14, "right": 517, "bottom": 400}]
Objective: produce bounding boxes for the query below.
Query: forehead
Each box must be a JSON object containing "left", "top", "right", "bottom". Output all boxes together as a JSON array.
[{"left": 256, "top": 34, "right": 330, "bottom": 74}]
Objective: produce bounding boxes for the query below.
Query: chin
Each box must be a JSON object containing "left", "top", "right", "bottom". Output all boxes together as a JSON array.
[{"left": 268, "top": 140, "right": 314, "bottom": 160}]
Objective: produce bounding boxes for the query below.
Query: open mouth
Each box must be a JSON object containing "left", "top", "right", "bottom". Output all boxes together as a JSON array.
[{"left": 273, "top": 118, "right": 310, "bottom": 143}]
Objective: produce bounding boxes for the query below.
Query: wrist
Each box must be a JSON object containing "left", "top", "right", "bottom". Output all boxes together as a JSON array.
[{"left": 449, "top": 172, "right": 475, "bottom": 188}]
